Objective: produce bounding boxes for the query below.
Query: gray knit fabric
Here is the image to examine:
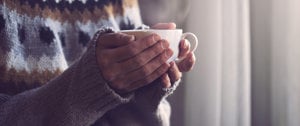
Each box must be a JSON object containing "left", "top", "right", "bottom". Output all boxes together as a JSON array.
[{"left": 0, "top": 0, "right": 179, "bottom": 125}]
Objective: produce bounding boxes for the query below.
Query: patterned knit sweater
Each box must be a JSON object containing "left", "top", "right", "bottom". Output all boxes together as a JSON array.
[{"left": 0, "top": 0, "right": 178, "bottom": 125}]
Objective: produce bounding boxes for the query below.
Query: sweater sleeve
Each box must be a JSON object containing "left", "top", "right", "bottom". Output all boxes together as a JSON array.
[
  {"left": 96, "top": 79, "right": 181, "bottom": 126},
  {"left": 0, "top": 28, "right": 133, "bottom": 126},
  {"left": 132, "top": 79, "right": 181, "bottom": 126}
]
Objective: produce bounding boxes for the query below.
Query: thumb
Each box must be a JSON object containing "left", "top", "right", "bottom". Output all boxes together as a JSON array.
[
  {"left": 151, "top": 22, "right": 177, "bottom": 29},
  {"left": 97, "top": 33, "right": 135, "bottom": 48}
]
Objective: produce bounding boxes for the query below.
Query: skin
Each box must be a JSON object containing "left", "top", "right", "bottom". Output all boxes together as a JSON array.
[
  {"left": 152, "top": 23, "right": 196, "bottom": 88},
  {"left": 96, "top": 23, "right": 196, "bottom": 94}
]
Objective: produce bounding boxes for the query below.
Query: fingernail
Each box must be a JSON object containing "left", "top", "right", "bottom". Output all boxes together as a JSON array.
[
  {"left": 122, "top": 34, "right": 135, "bottom": 41},
  {"left": 160, "top": 40, "right": 169, "bottom": 49},
  {"left": 169, "top": 22, "right": 176, "bottom": 29},
  {"left": 153, "top": 34, "right": 161, "bottom": 42},
  {"left": 165, "top": 81, "right": 171, "bottom": 88},
  {"left": 169, "top": 61, "right": 175, "bottom": 66},
  {"left": 189, "top": 53, "right": 195, "bottom": 62},
  {"left": 166, "top": 48, "right": 174, "bottom": 57},
  {"left": 182, "top": 39, "right": 189, "bottom": 48},
  {"left": 129, "top": 35, "right": 135, "bottom": 41},
  {"left": 191, "top": 57, "right": 196, "bottom": 63}
]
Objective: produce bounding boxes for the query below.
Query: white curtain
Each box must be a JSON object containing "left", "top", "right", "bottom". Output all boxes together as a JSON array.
[
  {"left": 251, "top": 0, "right": 300, "bottom": 126},
  {"left": 270, "top": 1, "right": 300, "bottom": 126},
  {"left": 185, "top": 0, "right": 300, "bottom": 126},
  {"left": 269, "top": 0, "right": 300, "bottom": 126},
  {"left": 184, "top": 0, "right": 250, "bottom": 126}
]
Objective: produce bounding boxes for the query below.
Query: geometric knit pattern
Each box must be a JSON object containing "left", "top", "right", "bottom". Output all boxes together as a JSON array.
[{"left": 0, "top": 0, "right": 142, "bottom": 95}]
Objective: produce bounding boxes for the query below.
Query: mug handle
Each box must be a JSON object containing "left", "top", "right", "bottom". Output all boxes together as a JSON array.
[{"left": 181, "top": 32, "right": 198, "bottom": 52}]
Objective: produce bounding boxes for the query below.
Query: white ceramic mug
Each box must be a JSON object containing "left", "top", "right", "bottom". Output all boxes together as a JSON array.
[{"left": 120, "top": 29, "right": 198, "bottom": 62}]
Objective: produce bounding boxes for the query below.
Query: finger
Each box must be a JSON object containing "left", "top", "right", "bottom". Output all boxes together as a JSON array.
[
  {"left": 126, "top": 62, "right": 171, "bottom": 92},
  {"left": 100, "top": 34, "right": 161, "bottom": 63},
  {"left": 160, "top": 73, "right": 171, "bottom": 88},
  {"left": 177, "top": 52, "right": 196, "bottom": 72},
  {"left": 168, "top": 61, "right": 182, "bottom": 84},
  {"left": 112, "top": 40, "right": 169, "bottom": 74},
  {"left": 113, "top": 49, "right": 173, "bottom": 85},
  {"left": 178, "top": 39, "right": 191, "bottom": 59},
  {"left": 97, "top": 33, "right": 135, "bottom": 48},
  {"left": 151, "top": 22, "right": 177, "bottom": 29}
]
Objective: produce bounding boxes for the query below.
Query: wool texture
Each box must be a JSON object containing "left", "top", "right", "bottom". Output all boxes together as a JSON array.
[
  {"left": 0, "top": 0, "right": 179, "bottom": 125},
  {"left": 0, "top": 0, "right": 142, "bottom": 95}
]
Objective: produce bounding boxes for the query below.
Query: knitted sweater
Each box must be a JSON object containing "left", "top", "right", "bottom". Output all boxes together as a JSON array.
[{"left": 0, "top": 0, "right": 179, "bottom": 125}]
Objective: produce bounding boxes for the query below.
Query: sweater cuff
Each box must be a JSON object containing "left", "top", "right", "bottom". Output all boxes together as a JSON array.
[
  {"left": 161, "top": 79, "right": 181, "bottom": 97},
  {"left": 65, "top": 26, "right": 133, "bottom": 114},
  {"left": 133, "top": 79, "right": 181, "bottom": 112}
]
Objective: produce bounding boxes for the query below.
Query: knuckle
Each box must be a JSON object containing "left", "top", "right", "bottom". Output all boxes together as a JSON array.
[
  {"left": 144, "top": 35, "right": 157, "bottom": 46},
  {"left": 127, "top": 46, "right": 138, "bottom": 56},
  {"left": 145, "top": 39, "right": 153, "bottom": 47},
  {"left": 158, "top": 53, "right": 168, "bottom": 63},
  {"left": 140, "top": 67, "right": 150, "bottom": 76},
  {"left": 132, "top": 57, "right": 142, "bottom": 66},
  {"left": 153, "top": 43, "right": 164, "bottom": 54}
]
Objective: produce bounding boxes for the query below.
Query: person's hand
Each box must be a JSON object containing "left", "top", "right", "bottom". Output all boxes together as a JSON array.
[
  {"left": 152, "top": 23, "right": 196, "bottom": 88},
  {"left": 133, "top": 23, "right": 196, "bottom": 110},
  {"left": 96, "top": 32, "right": 173, "bottom": 94}
]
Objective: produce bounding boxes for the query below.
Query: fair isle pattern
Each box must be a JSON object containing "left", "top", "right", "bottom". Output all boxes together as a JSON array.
[
  {"left": 0, "top": 0, "right": 142, "bottom": 95},
  {"left": 1, "top": 0, "right": 140, "bottom": 24}
]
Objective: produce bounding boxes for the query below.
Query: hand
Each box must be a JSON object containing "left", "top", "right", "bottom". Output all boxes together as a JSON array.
[
  {"left": 96, "top": 32, "right": 173, "bottom": 94},
  {"left": 152, "top": 23, "right": 196, "bottom": 88},
  {"left": 133, "top": 23, "right": 196, "bottom": 110}
]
